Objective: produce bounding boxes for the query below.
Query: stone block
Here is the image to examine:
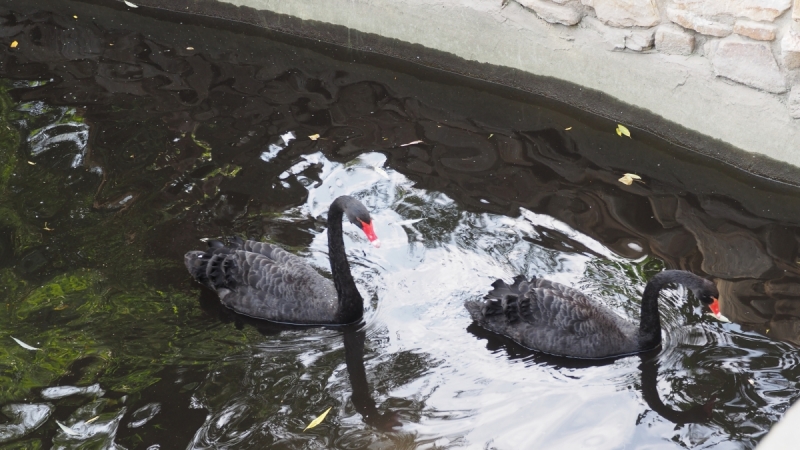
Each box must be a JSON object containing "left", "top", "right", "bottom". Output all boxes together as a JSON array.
[
  {"left": 668, "top": 0, "right": 791, "bottom": 23},
  {"left": 667, "top": 7, "right": 733, "bottom": 37},
  {"left": 733, "top": 20, "right": 777, "bottom": 41},
  {"left": 518, "top": 0, "right": 584, "bottom": 26},
  {"left": 655, "top": 24, "right": 695, "bottom": 55},
  {"left": 626, "top": 29, "right": 655, "bottom": 51},
  {"left": 592, "top": 0, "right": 660, "bottom": 27},
  {"left": 795, "top": 0, "right": 800, "bottom": 20},
  {"left": 712, "top": 38, "right": 786, "bottom": 93},
  {"left": 583, "top": 16, "right": 627, "bottom": 50},
  {"left": 781, "top": 30, "right": 800, "bottom": 69}
]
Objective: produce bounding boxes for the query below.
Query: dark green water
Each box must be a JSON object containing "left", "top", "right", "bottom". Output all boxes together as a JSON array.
[{"left": 1, "top": 1, "right": 800, "bottom": 448}]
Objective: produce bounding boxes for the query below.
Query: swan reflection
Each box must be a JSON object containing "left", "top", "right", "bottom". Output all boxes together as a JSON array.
[
  {"left": 191, "top": 287, "right": 401, "bottom": 448},
  {"left": 467, "top": 323, "right": 715, "bottom": 425}
]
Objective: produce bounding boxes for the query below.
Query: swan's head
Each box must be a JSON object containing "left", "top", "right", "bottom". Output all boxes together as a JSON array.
[
  {"left": 693, "top": 278, "right": 720, "bottom": 315},
  {"left": 341, "top": 197, "right": 380, "bottom": 248}
]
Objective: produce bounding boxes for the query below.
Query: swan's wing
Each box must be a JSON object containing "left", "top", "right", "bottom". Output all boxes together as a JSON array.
[
  {"left": 525, "top": 279, "right": 599, "bottom": 337},
  {"left": 467, "top": 276, "right": 636, "bottom": 358},
  {"left": 198, "top": 247, "right": 338, "bottom": 324},
  {"left": 237, "top": 239, "right": 309, "bottom": 267}
]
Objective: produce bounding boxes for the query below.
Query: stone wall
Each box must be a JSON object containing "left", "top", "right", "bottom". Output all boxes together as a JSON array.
[{"left": 516, "top": 0, "right": 800, "bottom": 117}]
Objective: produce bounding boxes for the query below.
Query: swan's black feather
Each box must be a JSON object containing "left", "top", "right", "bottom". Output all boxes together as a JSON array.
[
  {"left": 466, "top": 271, "right": 718, "bottom": 359},
  {"left": 186, "top": 239, "right": 338, "bottom": 323},
  {"left": 185, "top": 195, "right": 374, "bottom": 325},
  {"left": 467, "top": 277, "right": 639, "bottom": 358}
]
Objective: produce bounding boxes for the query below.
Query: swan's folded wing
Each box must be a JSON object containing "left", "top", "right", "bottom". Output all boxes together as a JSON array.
[
  {"left": 219, "top": 250, "right": 338, "bottom": 323},
  {"left": 526, "top": 279, "right": 601, "bottom": 337},
  {"left": 240, "top": 240, "right": 309, "bottom": 267}
]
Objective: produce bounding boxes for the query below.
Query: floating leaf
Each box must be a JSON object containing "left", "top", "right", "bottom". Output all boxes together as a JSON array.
[
  {"left": 11, "top": 336, "right": 40, "bottom": 351},
  {"left": 565, "top": 127, "right": 572, "bottom": 131},
  {"left": 73, "top": 15, "right": 78, "bottom": 19},
  {"left": 10, "top": 41, "right": 18, "bottom": 48},
  {"left": 186, "top": 46, "right": 195, "bottom": 51},
  {"left": 303, "top": 406, "right": 332, "bottom": 431},
  {"left": 616, "top": 124, "right": 631, "bottom": 138},
  {"left": 618, "top": 173, "right": 642, "bottom": 186},
  {"left": 86, "top": 416, "right": 100, "bottom": 424},
  {"left": 124, "top": 0, "right": 139, "bottom": 7},
  {"left": 308, "top": 134, "right": 320, "bottom": 141},
  {"left": 373, "top": 166, "right": 389, "bottom": 179},
  {"left": 27, "top": 161, "right": 36, "bottom": 165},
  {"left": 44, "top": 222, "right": 54, "bottom": 231},
  {"left": 488, "top": 134, "right": 493, "bottom": 139},
  {"left": 56, "top": 420, "right": 79, "bottom": 436},
  {"left": 399, "top": 140, "right": 423, "bottom": 147}
]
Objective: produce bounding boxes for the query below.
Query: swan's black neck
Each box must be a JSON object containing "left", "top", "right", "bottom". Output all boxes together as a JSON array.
[
  {"left": 637, "top": 270, "right": 705, "bottom": 351},
  {"left": 328, "top": 198, "right": 364, "bottom": 324}
]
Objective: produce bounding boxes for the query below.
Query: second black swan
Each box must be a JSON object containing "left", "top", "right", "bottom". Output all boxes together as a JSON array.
[
  {"left": 465, "top": 270, "right": 719, "bottom": 359},
  {"left": 185, "top": 195, "right": 380, "bottom": 325}
]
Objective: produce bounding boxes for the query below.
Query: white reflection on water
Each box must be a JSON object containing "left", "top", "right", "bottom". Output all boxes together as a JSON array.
[
  {"left": 0, "top": 403, "right": 53, "bottom": 443},
  {"left": 258, "top": 152, "right": 700, "bottom": 449}
]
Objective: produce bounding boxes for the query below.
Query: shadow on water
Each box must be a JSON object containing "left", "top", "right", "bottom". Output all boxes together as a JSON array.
[
  {"left": 196, "top": 286, "right": 403, "bottom": 431},
  {"left": 468, "top": 322, "right": 715, "bottom": 425},
  {"left": 0, "top": 0, "right": 800, "bottom": 448}
]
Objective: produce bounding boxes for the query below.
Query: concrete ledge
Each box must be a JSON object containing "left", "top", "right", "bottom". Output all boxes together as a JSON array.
[{"left": 758, "top": 400, "right": 800, "bottom": 449}]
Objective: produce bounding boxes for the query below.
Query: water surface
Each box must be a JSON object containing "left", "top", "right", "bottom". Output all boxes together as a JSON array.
[{"left": 1, "top": 1, "right": 800, "bottom": 449}]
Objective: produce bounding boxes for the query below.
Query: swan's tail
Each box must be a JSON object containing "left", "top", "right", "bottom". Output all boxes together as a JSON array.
[
  {"left": 184, "top": 239, "right": 241, "bottom": 292},
  {"left": 478, "top": 275, "right": 536, "bottom": 323},
  {"left": 484, "top": 275, "right": 535, "bottom": 299}
]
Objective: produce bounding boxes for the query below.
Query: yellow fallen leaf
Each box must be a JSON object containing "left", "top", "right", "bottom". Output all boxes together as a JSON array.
[
  {"left": 616, "top": 124, "right": 631, "bottom": 138},
  {"left": 400, "top": 140, "right": 423, "bottom": 147},
  {"left": 303, "top": 407, "right": 332, "bottom": 431},
  {"left": 43, "top": 222, "right": 54, "bottom": 231},
  {"left": 308, "top": 134, "right": 320, "bottom": 141},
  {"left": 488, "top": 134, "right": 493, "bottom": 139},
  {"left": 186, "top": 46, "right": 195, "bottom": 51},
  {"left": 73, "top": 15, "right": 78, "bottom": 19},
  {"left": 10, "top": 41, "right": 18, "bottom": 48},
  {"left": 565, "top": 127, "right": 572, "bottom": 131},
  {"left": 618, "top": 173, "right": 642, "bottom": 186},
  {"left": 27, "top": 161, "right": 35, "bottom": 165}
]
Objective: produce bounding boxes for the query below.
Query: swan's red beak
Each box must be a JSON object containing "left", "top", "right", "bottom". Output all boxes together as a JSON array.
[
  {"left": 359, "top": 220, "right": 381, "bottom": 248},
  {"left": 709, "top": 297, "right": 720, "bottom": 316}
]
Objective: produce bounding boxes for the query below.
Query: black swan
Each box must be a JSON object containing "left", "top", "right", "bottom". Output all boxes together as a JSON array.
[
  {"left": 465, "top": 270, "right": 720, "bottom": 359},
  {"left": 184, "top": 195, "right": 380, "bottom": 325}
]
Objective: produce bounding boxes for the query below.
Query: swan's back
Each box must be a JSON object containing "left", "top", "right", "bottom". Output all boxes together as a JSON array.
[
  {"left": 465, "top": 276, "right": 639, "bottom": 358},
  {"left": 185, "top": 238, "right": 338, "bottom": 324}
]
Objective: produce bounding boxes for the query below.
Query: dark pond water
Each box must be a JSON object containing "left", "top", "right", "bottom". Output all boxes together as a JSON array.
[{"left": 2, "top": 1, "right": 800, "bottom": 448}]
